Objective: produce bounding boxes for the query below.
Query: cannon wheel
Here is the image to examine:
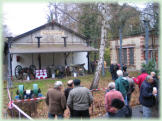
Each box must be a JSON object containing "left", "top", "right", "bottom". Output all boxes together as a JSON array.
[
  {"left": 29, "top": 65, "right": 36, "bottom": 72},
  {"left": 15, "top": 65, "right": 23, "bottom": 79}
]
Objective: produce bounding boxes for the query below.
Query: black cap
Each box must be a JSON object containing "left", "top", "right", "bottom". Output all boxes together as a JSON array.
[{"left": 73, "top": 79, "right": 80, "bottom": 86}]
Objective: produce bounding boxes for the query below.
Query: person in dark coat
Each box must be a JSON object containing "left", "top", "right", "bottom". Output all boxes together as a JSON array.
[
  {"left": 109, "top": 64, "right": 115, "bottom": 80},
  {"left": 139, "top": 75, "right": 157, "bottom": 118},
  {"left": 64, "top": 80, "right": 74, "bottom": 117},
  {"left": 111, "top": 98, "right": 132, "bottom": 118},
  {"left": 123, "top": 72, "right": 135, "bottom": 105},
  {"left": 64, "top": 80, "right": 74, "bottom": 101},
  {"left": 112, "top": 64, "right": 120, "bottom": 81},
  {"left": 122, "top": 64, "right": 127, "bottom": 73},
  {"left": 150, "top": 72, "right": 159, "bottom": 117},
  {"left": 91, "top": 61, "right": 97, "bottom": 73},
  {"left": 151, "top": 72, "right": 159, "bottom": 88}
]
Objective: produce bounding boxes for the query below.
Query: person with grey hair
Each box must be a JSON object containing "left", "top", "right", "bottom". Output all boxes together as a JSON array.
[
  {"left": 115, "top": 70, "right": 129, "bottom": 105},
  {"left": 150, "top": 72, "right": 158, "bottom": 88},
  {"left": 139, "top": 75, "right": 157, "bottom": 118},
  {"left": 46, "top": 81, "right": 66, "bottom": 119},
  {"left": 105, "top": 82, "right": 124, "bottom": 117}
]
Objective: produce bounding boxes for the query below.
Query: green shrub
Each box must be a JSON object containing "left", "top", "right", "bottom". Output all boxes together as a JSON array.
[{"left": 142, "top": 59, "right": 159, "bottom": 75}]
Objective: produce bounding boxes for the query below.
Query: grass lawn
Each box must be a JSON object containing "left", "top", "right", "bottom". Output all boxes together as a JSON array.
[{"left": 2, "top": 71, "right": 140, "bottom": 119}]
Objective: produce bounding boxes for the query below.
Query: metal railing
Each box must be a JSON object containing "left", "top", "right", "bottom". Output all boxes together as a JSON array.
[{"left": 7, "top": 88, "right": 34, "bottom": 120}]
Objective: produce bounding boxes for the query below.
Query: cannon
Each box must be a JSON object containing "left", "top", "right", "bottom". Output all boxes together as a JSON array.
[
  {"left": 70, "top": 63, "right": 85, "bottom": 76},
  {"left": 55, "top": 65, "right": 66, "bottom": 78},
  {"left": 15, "top": 65, "right": 36, "bottom": 80}
]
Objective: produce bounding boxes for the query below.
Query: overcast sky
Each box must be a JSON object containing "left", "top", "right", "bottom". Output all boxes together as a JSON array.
[
  {"left": 2, "top": 2, "right": 146, "bottom": 36},
  {"left": 3, "top": 2, "right": 49, "bottom": 36}
]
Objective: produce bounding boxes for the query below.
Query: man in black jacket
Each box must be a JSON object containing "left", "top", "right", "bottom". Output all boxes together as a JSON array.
[
  {"left": 64, "top": 80, "right": 74, "bottom": 117},
  {"left": 109, "top": 64, "right": 115, "bottom": 80},
  {"left": 64, "top": 80, "right": 74, "bottom": 101},
  {"left": 139, "top": 75, "right": 157, "bottom": 118}
]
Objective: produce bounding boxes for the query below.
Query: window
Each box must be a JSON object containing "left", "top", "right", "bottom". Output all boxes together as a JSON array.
[
  {"left": 117, "top": 48, "right": 127, "bottom": 64},
  {"left": 129, "top": 48, "right": 134, "bottom": 65},
  {"left": 122, "top": 48, "right": 127, "bottom": 64}
]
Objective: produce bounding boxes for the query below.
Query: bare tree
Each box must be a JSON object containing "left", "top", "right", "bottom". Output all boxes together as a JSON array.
[{"left": 90, "top": 3, "right": 109, "bottom": 89}]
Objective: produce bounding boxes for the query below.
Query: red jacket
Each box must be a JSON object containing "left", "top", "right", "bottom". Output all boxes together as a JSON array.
[{"left": 133, "top": 73, "right": 148, "bottom": 89}]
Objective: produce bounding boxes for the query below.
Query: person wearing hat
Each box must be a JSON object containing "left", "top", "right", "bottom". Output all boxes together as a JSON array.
[
  {"left": 64, "top": 80, "right": 74, "bottom": 101},
  {"left": 67, "top": 79, "right": 93, "bottom": 118},
  {"left": 64, "top": 80, "right": 74, "bottom": 117},
  {"left": 46, "top": 81, "right": 66, "bottom": 119}
]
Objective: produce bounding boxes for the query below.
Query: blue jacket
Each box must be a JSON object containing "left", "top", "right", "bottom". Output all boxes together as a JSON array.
[{"left": 139, "top": 80, "right": 156, "bottom": 107}]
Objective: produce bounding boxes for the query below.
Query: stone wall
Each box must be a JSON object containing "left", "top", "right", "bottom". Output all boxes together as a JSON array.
[
  {"left": 110, "top": 36, "right": 145, "bottom": 71},
  {"left": 110, "top": 35, "right": 159, "bottom": 71}
]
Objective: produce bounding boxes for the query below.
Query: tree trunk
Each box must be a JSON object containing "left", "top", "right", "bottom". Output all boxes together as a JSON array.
[{"left": 90, "top": 9, "right": 107, "bottom": 89}]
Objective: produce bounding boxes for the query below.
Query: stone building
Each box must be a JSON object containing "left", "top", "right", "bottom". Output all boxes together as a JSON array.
[{"left": 110, "top": 30, "right": 159, "bottom": 71}]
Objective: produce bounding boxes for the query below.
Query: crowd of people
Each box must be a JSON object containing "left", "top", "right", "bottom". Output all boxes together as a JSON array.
[
  {"left": 45, "top": 64, "right": 159, "bottom": 119},
  {"left": 109, "top": 63, "right": 159, "bottom": 118}
]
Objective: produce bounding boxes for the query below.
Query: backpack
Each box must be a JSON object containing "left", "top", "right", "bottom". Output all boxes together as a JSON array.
[{"left": 121, "top": 77, "right": 129, "bottom": 93}]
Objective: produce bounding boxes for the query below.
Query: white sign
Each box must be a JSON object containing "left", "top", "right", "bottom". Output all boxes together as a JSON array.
[{"left": 41, "top": 30, "right": 64, "bottom": 36}]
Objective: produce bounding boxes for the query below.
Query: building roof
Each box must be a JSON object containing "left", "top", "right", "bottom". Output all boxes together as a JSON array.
[
  {"left": 110, "top": 29, "right": 158, "bottom": 41},
  {"left": 10, "top": 44, "right": 98, "bottom": 54},
  {"left": 11, "top": 21, "right": 88, "bottom": 42},
  {"left": 9, "top": 21, "right": 99, "bottom": 54}
]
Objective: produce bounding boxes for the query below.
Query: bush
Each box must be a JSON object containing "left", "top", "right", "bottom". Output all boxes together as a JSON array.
[{"left": 142, "top": 59, "right": 159, "bottom": 75}]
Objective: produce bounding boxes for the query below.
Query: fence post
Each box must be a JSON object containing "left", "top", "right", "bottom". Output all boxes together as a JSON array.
[
  {"left": 19, "top": 111, "right": 21, "bottom": 119},
  {"left": 91, "top": 91, "right": 94, "bottom": 115},
  {"left": 11, "top": 91, "right": 13, "bottom": 117},
  {"left": 6, "top": 37, "right": 13, "bottom": 88}
]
